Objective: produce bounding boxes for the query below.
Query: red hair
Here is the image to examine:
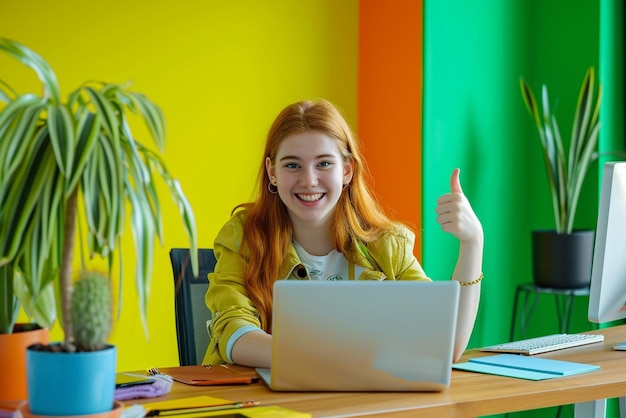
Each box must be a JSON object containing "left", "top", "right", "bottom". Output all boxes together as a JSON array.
[{"left": 237, "top": 99, "right": 398, "bottom": 331}]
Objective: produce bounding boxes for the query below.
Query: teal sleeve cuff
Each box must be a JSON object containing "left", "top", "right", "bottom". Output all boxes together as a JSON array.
[{"left": 226, "top": 324, "right": 263, "bottom": 363}]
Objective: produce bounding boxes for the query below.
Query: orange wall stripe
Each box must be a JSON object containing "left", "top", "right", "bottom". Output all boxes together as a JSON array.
[{"left": 358, "top": 0, "right": 423, "bottom": 257}]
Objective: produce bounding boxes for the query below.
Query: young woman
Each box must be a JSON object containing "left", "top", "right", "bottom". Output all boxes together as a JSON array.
[{"left": 203, "top": 99, "right": 483, "bottom": 367}]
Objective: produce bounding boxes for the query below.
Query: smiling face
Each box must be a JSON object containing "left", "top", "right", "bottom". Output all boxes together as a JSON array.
[{"left": 266, "top": 130, "right": 353, "bottom": 231}]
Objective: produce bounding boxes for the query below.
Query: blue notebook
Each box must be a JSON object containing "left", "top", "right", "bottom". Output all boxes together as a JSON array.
[{"left": 453, "top": 354, "right": 600, "bottom": 381}]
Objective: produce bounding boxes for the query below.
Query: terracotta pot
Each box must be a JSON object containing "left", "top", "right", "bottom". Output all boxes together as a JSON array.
[
  {"left": 16, "top": 401, "right": 123, "bottom": 418},
  {"left": 0, "top": 325, "right": 49, "bottom": 402}
]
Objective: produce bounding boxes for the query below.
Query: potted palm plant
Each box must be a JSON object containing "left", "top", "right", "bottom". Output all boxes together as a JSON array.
[
  {"left": 0, "top": 37, "right": 199, "bottom": 413},
  {"left": 520, "top": 66, "right": 600, "bottom": 289}
]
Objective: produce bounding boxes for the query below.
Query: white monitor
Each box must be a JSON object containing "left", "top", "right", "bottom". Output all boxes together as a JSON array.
[{"left": 588, "top": 161, "right": 626, "bottom": 324}]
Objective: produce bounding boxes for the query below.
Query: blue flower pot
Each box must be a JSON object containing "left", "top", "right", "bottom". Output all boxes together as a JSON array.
[{"left": 26, "top": 344, "right": 117, "bottom": 416}]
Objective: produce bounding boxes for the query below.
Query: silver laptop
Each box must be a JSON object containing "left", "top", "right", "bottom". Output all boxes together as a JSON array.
[{"left": 256, "top": 280, "right": 460, "bottom": 391}]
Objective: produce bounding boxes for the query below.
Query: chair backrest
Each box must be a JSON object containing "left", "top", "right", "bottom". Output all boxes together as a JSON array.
[{"left": 170, "top": 248, "right": 216, "bottom": 366}]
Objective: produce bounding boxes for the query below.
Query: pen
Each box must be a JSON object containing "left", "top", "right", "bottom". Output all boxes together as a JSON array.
[{"left": 144, "top": 400, "right": 260, "bottom": 417}]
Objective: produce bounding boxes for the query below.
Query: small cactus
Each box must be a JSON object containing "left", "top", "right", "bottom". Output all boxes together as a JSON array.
[{"left": 70, "top": 271, "right": 113, "bottom": 351}]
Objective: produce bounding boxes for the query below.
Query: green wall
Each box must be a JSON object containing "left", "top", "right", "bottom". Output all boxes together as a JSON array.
[
  {"left": 600, "top": 0, "right": 626, "bottom": 159},
  {"left": 424, "top": 0, "right": 602, "bottom": 346},
  {"left": 423, "top": 0, "right": 529, "bottom": 351},
  {"left": 424, "top": 1, "right": 623, "bottom": 417}
]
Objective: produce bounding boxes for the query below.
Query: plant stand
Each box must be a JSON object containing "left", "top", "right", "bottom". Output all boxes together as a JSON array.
[
  {"left": 509, "top": 283, "right": 591, "bottom": 341},
  {"left": 16, "top": 401, "right": 123, "bottom": 418}
]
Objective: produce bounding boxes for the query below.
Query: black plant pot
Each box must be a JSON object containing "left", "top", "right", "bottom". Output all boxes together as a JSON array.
[{"left": 531, "top": 230, "right": 595, "bottom": 289}]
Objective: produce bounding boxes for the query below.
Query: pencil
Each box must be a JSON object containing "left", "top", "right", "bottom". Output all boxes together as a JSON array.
[{"left": 145, "top": 400, "right": 260, "bottom": 416}]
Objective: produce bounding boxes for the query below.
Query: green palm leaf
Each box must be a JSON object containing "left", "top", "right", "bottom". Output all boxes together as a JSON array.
[
  {"left": 520, "top": 67, "right": 602, "bottom": 234},
  {"left": 0, "top": 38, "right": 198, "bottom": 341}
]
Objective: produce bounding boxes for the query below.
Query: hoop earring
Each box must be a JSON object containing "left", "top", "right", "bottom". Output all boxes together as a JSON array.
[{"left": 268, "top": 182, "right": 278, "bottom": 194}]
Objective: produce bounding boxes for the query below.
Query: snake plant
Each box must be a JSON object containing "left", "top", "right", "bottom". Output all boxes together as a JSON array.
[
  {"left": 520, "top": 67, "right": 601, "bottom": 234},
  {"left": 0, "top": 38, "right": 199, "bottom": 343}
]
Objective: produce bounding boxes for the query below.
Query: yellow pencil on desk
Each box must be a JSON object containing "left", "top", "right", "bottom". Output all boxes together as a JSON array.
[{"left": 144, "top": 400, "right": 260, "bottom": 416}]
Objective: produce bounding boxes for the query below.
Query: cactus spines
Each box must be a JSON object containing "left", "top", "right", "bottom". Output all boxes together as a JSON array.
[{"left": 70, "top": 271, "right": 113, "bottom": 351}]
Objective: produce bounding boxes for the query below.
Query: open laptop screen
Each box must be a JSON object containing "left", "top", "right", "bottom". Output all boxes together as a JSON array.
[{"left": 258, "top": 280, "right": 460, "bottom": 392}]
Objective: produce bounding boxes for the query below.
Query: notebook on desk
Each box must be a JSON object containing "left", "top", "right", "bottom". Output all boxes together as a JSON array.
[{"left": 256, "top": 280, "right": 460, "bottom": 392}]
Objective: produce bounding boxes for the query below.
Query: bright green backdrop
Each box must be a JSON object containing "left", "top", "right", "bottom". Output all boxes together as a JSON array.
[
  {"left": 423, "top": 1, "right": 623, "bottom": 417},
  {"left": 423, "top": 0, "right": 602, "bottom": 351}
]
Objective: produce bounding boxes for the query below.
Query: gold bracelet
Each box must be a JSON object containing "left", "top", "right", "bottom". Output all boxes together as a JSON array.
[{"left": 458, "top": 272, "right": 483, "bottom": 286}]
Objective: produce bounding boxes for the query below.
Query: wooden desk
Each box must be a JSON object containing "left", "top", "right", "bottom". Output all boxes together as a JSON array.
[{"left": 129, "top": 325, "right": 626, "bottom": 417}]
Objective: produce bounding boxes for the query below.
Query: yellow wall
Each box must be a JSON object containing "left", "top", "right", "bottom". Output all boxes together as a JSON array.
[{"left": 1, "top": 0, "right": 358, "bottom": 371}]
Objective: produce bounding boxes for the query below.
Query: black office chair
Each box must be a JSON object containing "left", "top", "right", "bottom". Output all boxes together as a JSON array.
[{"left": 170, "top": 248, "right": 216, "bottom": 366}]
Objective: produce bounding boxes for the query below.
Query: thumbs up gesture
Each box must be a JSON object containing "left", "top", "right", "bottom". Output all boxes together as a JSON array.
[{"left": 435, "top": 168, "right": 483, "bottom": 243}]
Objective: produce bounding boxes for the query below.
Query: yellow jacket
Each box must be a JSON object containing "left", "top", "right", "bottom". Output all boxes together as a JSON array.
[{"left": 202, "top": 210, "right": 430, "bottom": 365}]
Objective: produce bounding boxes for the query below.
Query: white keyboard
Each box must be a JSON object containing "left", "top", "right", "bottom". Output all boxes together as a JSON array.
[{"left": 480, "top": 333, "right": 604, "bottom": 355}]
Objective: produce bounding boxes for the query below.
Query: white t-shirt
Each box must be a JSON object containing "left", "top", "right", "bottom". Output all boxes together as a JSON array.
[
  {"left": 226, "top": 241, "right": 368, "bottom": 361},
  {"left": 293, "top": 241, "right": 365, "bottom": 281}
]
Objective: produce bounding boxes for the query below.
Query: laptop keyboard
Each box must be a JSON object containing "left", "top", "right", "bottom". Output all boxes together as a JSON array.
[{"left": 479, "top": 333, "right": 604, "bottom": 355}]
